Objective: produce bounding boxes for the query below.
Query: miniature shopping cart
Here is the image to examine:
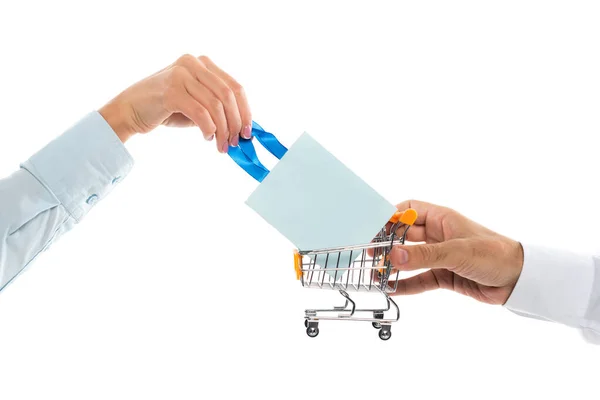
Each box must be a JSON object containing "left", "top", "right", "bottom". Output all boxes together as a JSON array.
[{"left": 293, "top": 209, "right": 418, "bottom": 340}]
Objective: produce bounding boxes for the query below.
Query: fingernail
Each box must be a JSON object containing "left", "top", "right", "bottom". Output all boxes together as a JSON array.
[
  {"left": 207, "top": 134, "right": 214, "bottom": 141},
  {"left": 241, "top": 125, "right": 252, "bottom": 139},
  {"left": 221, "top": 141, "right": 229, "bottom": 154},
  {"left": 393, "top": 247, "right": 409, "bottom": 264},
  {"left": 230, "top": 135, "right": 239, "bottom": 147}
]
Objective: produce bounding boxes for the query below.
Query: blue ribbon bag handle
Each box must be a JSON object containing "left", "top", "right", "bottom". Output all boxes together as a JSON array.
[{"left": 228, "top": 121, "right": 288, "bottom": 182}]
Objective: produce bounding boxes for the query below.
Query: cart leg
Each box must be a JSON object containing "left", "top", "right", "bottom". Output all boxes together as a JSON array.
[
  {"left": 387, "top": 295, "right": 400, "bottom": 322},
  {"left": 333, "top": 299, "right": 350, "bottom": 311},
  {"left": 372, "top": 312, "right": 384, "bottom": 329},
  {"left": 337, "top": 290, "right": 356, "bottom": 317}
]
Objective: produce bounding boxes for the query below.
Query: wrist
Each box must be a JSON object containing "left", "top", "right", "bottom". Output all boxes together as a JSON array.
[
  {"left": 510, "top": 239, "right": 524, "bottom": 277},
  {"left": 502, "top": 239, "right": 524, "bottom": 302},
  {"left": 99, "top": 98, "right": 136, "bottom": 143}
]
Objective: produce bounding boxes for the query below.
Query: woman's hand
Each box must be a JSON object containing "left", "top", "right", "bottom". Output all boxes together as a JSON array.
[
  {"left": 390, "top": 200, "right": 524, "bottom": 305},
  {"left": 99, "top": 54, "right": 252, "bottom": 153}
]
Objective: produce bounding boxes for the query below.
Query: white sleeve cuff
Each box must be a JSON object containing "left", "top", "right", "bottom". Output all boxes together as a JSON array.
[
  {"left": 504, "top": 244, "right": 595, "bottom": 328},
  {"left": 20, "top": 111, "right": 134, "bottom": 222}
]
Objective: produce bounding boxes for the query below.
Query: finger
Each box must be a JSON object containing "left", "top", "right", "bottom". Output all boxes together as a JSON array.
[
  {"left": 390, "top": 240, "right": 467, "bottom": 272},
  {"left": 175, "top": 54, "right": 242, "bottom": 148},
  {"left": 404, "top": 226, "right": 427, "bottom": 242},
  {"left": 367, "top": 225, "right": 427, "bottom": 257},
  {"left": 394, "top": 199, "right": 443, "bottom": 226},
  {"left": 169, "top": 91, "right": 216, "bottom": 139},
  {"left": 388, "top": 223, "right": 426, "bottom": 242},
  {"left": 183, "top": 74, "right": 229, "bottom": 153},
  {"left": 194, "top": 56, "right": 242, "bottom": 145},
  {"left": 388, "top": 270, "right": 454, "bottom": 296},
  {"left": 200, "top": 55, "right": 252, "bottom": 139},
  {"left": 366, "top": 224, "right": 426, "bottom": 258}
]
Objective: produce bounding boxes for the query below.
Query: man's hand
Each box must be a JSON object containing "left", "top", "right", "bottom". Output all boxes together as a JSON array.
[
  {"left": 99, "top": 54, "right": 252, "bottom": 153},
  {"left": 390, "top": 200, "right": 524, "bottom": 305}
]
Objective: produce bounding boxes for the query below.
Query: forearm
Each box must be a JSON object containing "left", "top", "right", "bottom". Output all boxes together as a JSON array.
[
  {"left": 0, "top": 112, "right": 133, "bottom": 292},
  {"left": 504, "top": 244, "right": 600, "bottom": 343}
]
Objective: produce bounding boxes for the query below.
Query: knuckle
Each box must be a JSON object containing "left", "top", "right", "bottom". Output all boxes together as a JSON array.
[
  {"left": 168, "top": 65, "right": 187, "bottom": 85},
  {"left": 431, "top": 244, "right": 447, "bottom": 264},
  {"left": 209, "top": 97, "right": 224, "bottom": 112},
  {"left": 418, "top": 244, "right": 435, "bottom": 263},
  {"left": 200, "top": 115, "right": 216, "bottom": 133},
  {"left": 468, "top": 238, "right": 491, "bottom": 259},
  {"left": 193, "top": 107, "right": 215, "bottom": 130},
  {"left": 440, "top": 205, "right": 456, "bottom": 216},
  {"left": 231, "top": 82, "right": 244, "bottom": 96},
  {"left": 198, "top": 55, "right": 211, "bottom": 64},
  {"left": 470, "top": 242, "right": 486, "bottom": 260},
  {"left": 176, "top": 53, "right": 196, "bottom": 66},
  {"left": 220, "top": 87, "right": 235, "bottom": 103},
  {"left": 230, "top": 122, "right": 242, "bottom": 136},
  {"left": 194, "top": 105, "right": 210, "bottom": 119},
  {"left": 402, "top": 199, "right": 421, "bottom": 212}
]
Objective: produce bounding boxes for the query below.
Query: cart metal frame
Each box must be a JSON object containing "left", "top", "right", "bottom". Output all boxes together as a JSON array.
[{"left": 294, "top": 209, "right": 417, "bottom": 340}]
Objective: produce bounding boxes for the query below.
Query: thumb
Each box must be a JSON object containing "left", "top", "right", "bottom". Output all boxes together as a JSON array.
[{"left": 390, "top": 240, "right": 467, "bottom": 272}]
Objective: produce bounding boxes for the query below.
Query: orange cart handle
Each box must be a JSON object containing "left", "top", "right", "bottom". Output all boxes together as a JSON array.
[{"left": 389, "top": 208, "right": 418, "bottom": 226}]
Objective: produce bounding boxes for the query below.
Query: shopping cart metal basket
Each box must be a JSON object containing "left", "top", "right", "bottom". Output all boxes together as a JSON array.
[{"left": 293, "top": 209, "right": 418, "bottom": 340}]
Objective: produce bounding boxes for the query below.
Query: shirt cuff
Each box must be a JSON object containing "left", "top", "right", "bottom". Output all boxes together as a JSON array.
[
  {"left": 504, "top": 244, "right": 595, "bottom": 327},
  {"left": 20, "top": 111, "right": 134, "bottom": 222}
]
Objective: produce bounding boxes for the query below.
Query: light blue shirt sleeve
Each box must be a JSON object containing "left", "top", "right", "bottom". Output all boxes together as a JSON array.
[{"left": 0, "top": 111, "right": 134, "bottom": 292}]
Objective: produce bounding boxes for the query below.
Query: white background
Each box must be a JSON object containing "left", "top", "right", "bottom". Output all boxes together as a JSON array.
[{"left": 1, "top": 0, "right": 599, "bottom": 399}]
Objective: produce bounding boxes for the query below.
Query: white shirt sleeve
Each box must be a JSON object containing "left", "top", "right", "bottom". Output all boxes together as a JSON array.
[
  {"left": 504, "top": 244, "right": 600, "bottom": 343},
  {"left": 0, "top": 112, "right": 134, "bottom": 292}
]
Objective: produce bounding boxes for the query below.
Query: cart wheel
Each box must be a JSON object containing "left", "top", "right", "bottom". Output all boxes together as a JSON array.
[
  {"left": 304, "top": 319, "right": 308, "bottom": 328},
  {"left": 306, "top": 326, "right": 319, "bottom": 338},
  {"left": 372, "top": 322, "right": 382, "bottom": 329},
  {"left": 379, "top": 329, "right": 392, "bottom": 341}
]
